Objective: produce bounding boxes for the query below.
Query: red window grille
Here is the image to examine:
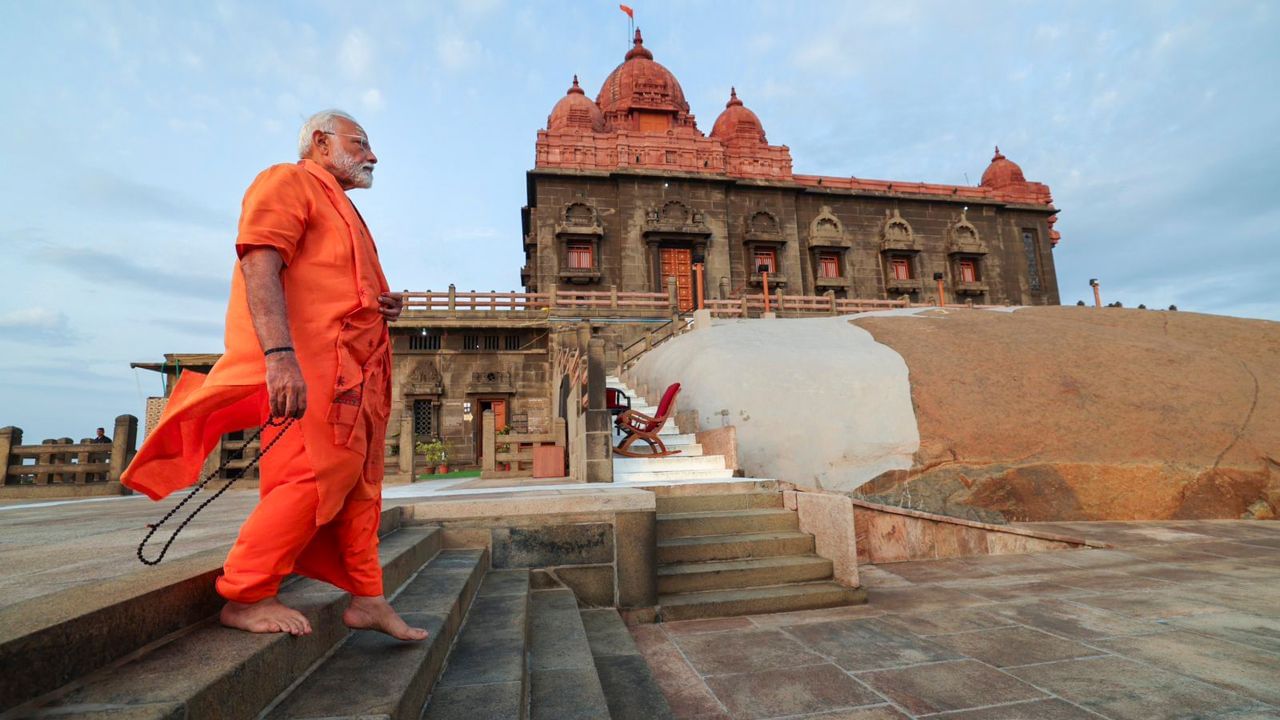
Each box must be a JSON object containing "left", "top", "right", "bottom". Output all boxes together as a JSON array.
[
  {"left": 959, "top": 259, "right": 978, "bottom": 283},
  {"left": 753, "top": 248, "right": 777, "bottom": 273},
  {"left": 567, "top": 243, "right": 593, "bottom": 270},
  {"left": 891, "top": 257, "right": 912, "bottom": 280},
  {"left": 818, "top": 253, "right": 841, "bottom": 279}
]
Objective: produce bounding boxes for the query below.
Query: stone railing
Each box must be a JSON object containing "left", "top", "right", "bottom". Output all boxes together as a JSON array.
[{"left": 0, "top": 415, "right": 138, "bottom": 497}]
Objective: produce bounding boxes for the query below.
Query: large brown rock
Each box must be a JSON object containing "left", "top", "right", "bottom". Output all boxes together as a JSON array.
[{"left": 852, "top": 306, "right": 1280, "bottom": 521}]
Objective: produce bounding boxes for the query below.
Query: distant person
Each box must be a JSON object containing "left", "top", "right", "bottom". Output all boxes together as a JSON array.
[
  {"left": 89, "top": 427, "right": 111, "bottom": 444},
  {"left": 122, "top": 110, "right": 424, "bottom": 642}
]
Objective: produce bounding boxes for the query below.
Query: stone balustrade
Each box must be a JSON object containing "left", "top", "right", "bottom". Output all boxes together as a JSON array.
[{"left": 0, "top": 415, "right": 138, "bottom": 497}]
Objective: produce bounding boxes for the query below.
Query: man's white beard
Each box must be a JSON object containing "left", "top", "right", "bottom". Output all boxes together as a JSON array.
[{"left": 333, "top": 146, "right": 374, "bottom": 189}]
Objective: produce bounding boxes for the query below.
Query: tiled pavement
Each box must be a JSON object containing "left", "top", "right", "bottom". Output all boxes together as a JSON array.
[{"left": 630, "top": 520, "right": 1280, "bottom": 720}]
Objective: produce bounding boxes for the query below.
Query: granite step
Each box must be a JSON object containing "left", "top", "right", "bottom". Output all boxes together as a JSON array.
[
  {"left": 580, "top": 609, "right": 674, "bottom": 720},
  {"left": 655, "top": 492, "right": 784, "bottom": 514},
  {"left": 268, "top": 549, "right": 489, "bottom": 720},
  {"left": 657, "top": 508, "right": 799, "bottom": 541},
  {"left": 615, "top": 468, "right": 735, "bottom": 484},
  {"left": 9, "top": 526, "right": 441, "bottom": 720},
  {"left": 657, "top": 531, "right": 815, "bottom": 564},
  {"left": 659, "top": 581, "right": 867, "bottom": 621},
  {"left": 528, "top": 589, "right": 610, "bottom": 720},
  {"left": 613, "top": 455, "right": 726, "bottom": 474},
  {"left": 422, "top": 569, "right": 531, "bottom": 720},
  {"left": 658, "top": 555, "right": 834, "bottom": 595},
  {"left": 0, "top": 506, "right": 413, "bottom": 713}
]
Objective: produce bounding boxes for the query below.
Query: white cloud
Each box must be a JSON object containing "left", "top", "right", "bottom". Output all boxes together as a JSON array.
[
  {"left": 437, "top": 34, "right": 481, "bottom": 71},
  {"left": 0, "top": 308, "right": 78, "bottom": 346},
  {"left": 362, "top": 88, "right": 385, "bottom": 113},
  {"left": 339, "top": 29, "right": 374, "bottom": 80}
]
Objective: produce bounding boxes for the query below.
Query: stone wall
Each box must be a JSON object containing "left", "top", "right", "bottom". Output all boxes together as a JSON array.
[{"left": 527, "top": 169, "right": 1059, "bottom": 307}]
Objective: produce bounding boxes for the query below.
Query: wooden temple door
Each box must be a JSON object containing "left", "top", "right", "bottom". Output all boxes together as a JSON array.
[{"left": 659, "top": 247, "right": 694, "bottom": 311}]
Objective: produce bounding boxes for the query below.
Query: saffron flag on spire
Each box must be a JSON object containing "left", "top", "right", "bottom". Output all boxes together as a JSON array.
[{"left": 619, "top": 4, "right": 634, "bottom": 18}]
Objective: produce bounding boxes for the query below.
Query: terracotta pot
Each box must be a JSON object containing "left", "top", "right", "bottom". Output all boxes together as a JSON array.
[
  {"left": 436, "top": 464, "right": 449, "bottom": 474},
  {"left": 421, "top": 465, "right": 435, "bottom": 475}
]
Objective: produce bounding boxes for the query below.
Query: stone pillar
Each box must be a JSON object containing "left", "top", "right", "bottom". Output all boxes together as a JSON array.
[
  {"left": 718, "top": 276, "right": 729, "bottom": 300},
  {"left": 693, "top": 308, "right": 713, "bottom": 331},
  {"left": 585, "top": 338, "right": 613, "bottom": 483},
  {"left": 482, "top": 410, "right": 496, "bottom": 472},
  {"left": 826, "top": 289, "right": 838, "bottom": 315},
  {"left": 0, "top": 426, "right": 20, "bottom": 486},
  {"left": 666, "top": 277, "right": 678, "bottom": 311},
  {"left": 109, "top": 415, "right": 138, "bottom": 484},
  {"left": 399, "top": 413, "right": 414, "bottom": 475},
  {"left": 447, "top": 283, "right": 457, "bottom": 314}
]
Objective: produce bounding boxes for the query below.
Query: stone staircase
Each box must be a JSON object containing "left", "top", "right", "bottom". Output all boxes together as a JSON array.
[
  {"left": 609, "top": 376, "right": 865, "bottom": 620},
  {"left": 2, "top": 509, "right": 671, "bottom": 720}
]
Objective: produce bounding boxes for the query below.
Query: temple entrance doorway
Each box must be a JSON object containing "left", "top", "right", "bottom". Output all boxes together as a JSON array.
[
  {"left": 659, "top": 246, "right": 694, "bottom": 311},
  {"left": 474, "top": 397, "right": 508, "bottom": 465}
]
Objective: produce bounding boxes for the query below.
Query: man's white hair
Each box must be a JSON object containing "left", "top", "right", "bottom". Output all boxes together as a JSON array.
[{"left": 298, "top": 109, "right": 360, "bottom": 159}]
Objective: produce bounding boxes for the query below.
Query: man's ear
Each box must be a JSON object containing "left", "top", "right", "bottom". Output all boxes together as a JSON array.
[{"left": 312, "top": 129, "right": 329, "bottom": 154}]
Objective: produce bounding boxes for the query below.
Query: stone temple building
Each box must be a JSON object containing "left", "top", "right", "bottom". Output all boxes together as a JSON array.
[{"left": 523, "top": 29, "right": 1062, "bottom": 309}]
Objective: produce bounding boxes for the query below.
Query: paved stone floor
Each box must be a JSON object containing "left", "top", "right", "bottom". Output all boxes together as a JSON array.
[{"left": 632, "top": 520, "right": 1280, "bottom": 720}]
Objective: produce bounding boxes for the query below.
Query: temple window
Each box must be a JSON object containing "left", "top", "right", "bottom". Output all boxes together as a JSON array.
[
  {"left": 1022, "top": 229, "right": 1042, "bottom": 290},
  {"left": 412, "top": 399, "right": 436, "bottom": 438},
  {"left": 504, "top": 334, "right": 521, "bottom": 351},
  {"left": 959, "top": 258, "right": 979, "bottom": 283},
  {"left": 409, "top": 331, "right": 441, "bottom": 351},
  {"left": 753, "top": 247, "right": 778, "bottom": 273},
  {"left": 818, "top": 252, "right": 842, "bottom": 279},
  {"left": 890, "top": 255, "right": 914, "bottom": 280},
  {"left": 567, "top": 242, "right": 594, "bottom": 270},
  {"left": 483, "top": 335, "right": 501, "bottom": 351},
  {"left": 463, "top": 335, "right": 481, "bottom": 351}
]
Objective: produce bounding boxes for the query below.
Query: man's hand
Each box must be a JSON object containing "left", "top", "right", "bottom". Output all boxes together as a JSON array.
[
  {"left": 265, "top": 353, "right": 308, "bottom": 419},
  {"left": 378, "top": 292, "right": 404, "bottom": 322}
]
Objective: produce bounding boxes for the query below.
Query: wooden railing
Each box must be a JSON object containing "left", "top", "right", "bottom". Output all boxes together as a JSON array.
[
  {"left": 400, "top": 285, "right": 674, "bottom": 315},
  {"left": 480, "top": 410, "right": 567, "bottom": 477},
  {"left": 1, "top": 416, "right": 138, "bottom": 491},
  {"left": 621, "top": 315, "right": 695, "bottom": 370}
]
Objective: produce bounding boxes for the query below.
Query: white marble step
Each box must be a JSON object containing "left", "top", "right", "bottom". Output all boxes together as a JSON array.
[
  {"left": 613, "top": 455, "right": 726, "bottom": 474},
  {"left": 614, "top": 468, "right": 736, "bottom": 483}
]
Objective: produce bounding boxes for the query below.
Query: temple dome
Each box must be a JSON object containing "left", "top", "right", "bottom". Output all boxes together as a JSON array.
[
  {"left": 710, "top": 88, "right": 767, "bottom": 144},
  {"left": 980, "top": 146, "right": 1027, "bottom": 188},
  {"left": 547, "top": 75, "right": 606, "bottom": 132},
  {"left": 596, "top": 29, "right": 690, "bottom": 117}
]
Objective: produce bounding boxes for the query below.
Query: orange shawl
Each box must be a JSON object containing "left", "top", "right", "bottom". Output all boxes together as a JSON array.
[{"left": 123, "top": 160, "right": 391, "bottom": 524}]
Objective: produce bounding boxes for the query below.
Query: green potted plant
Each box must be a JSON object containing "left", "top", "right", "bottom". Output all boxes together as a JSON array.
[
  {"left": 435, "top": 441, "right": 451, "bottom": 474},
  {"left": 495, "top": 426, "right": 512, "bottom": 471},
  {"left": 415, "top": 439, "right": 446, "bottom": 475}
]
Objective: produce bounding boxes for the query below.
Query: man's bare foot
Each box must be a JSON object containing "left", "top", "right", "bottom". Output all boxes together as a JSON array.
[
  {"left": 343, "top": 595, "right": 429, "bottom": 641},
  {"left": 220, "top": 597, "right": 313, "bottom": 636}
]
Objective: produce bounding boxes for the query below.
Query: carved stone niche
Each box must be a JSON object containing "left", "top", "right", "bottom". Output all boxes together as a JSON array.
[
  {"left": 556, "top": 202, "right": 604, "bottom": 284},
  {"left": 947, "top": 209, "right": 987, "bottom": 255},
  {"left": 880, "top": 208, "right": 920, "bottom": 252},
  {"left": 744, "top": 210, "right": 784, "bottom": 243},
  {"left": 554, "top": 202, "right": 604, "bottom": 239},
  {"left": 403, "top": 360, "right": 443, "bottom": 396},
  {"left": 468, "top": 369, "right": 515, "bottom": 394},
  {"left": 643, "top": 200, "right": 710, "bottom": 242},
  {"left": 808, "top": 205, "right": 848, "bottom": 248}
]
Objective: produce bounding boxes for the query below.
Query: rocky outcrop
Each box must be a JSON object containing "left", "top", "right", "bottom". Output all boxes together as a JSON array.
[{"left": 853, "top": 306, "right": 1280, "bottom": 521}]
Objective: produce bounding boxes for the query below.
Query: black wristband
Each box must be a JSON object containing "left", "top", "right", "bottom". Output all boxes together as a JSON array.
[{"left": 264, "top": 346, "right": 295, "bottom": 357}]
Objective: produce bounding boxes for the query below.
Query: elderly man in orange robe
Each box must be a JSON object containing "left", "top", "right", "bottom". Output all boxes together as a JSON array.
[{"left": 123, "top": 110, "right": 426, "bottom": 641}]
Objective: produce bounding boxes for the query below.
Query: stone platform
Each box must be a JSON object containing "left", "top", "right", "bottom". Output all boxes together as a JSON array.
[{"left": 630, "top": 519, "right": 1280, "bottom": 719}]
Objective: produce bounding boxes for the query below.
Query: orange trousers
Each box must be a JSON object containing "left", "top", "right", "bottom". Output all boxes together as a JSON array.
[{"left": 216, "top": 422, "right": 383, "bottom": 603}]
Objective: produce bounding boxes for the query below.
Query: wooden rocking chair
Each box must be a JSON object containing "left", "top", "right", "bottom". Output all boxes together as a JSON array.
[{"left": 614, "top": 382, "right": 682, "bottom": 457}]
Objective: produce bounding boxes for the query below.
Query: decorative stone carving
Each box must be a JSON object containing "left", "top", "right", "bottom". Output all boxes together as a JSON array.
[
  {"left": 555, "top": 202, "right": 604, "bottom": 237},
  {"left": 643, "top": 199, "right": 709, "bottom": 239},
  {"left": 880, "top": 209, "right": 919, "bottom": 252},
  {"left": 744, "top": 210, "right": 784, "bottom": 243},
  {"left": 808, "top": 205, "right": 847, "bottom": 248},
  {"left": 404, "top": 361, "right": 443, "bottom": 395},
  {"left": 947, "top": 209, "right": 987, "bottom": 255}
]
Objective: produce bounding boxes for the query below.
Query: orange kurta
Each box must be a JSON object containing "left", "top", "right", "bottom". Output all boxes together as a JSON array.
[{"left": 123, "top": 159, "right": 391, "bottom": 527}]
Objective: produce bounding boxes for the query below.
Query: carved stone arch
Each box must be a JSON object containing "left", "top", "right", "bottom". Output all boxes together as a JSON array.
[
  {"left": 404, "top": 360, "right": 442, "bottom": 395},
  {"left": 880, "top": 208, "right": 919, "bottom": 251},
  {"left": 809, "top": 205, "right": 843, "bottom": 241},
  {"left": 660, "top": 200, "right": 691, "bottom": 224},
  {"left": 564, "top": 202, "right": 598, "bottom": 227},
  {"left": 948, "top": 208, "right": 987, "bottom": 254},
  {"left": 749, "top": 210, "right": 780, "bottom": 235}
]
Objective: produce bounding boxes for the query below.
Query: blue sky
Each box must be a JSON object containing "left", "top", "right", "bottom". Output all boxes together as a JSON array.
[{"left": 2, "top": 0, "right": 1278, "bottom": 441}]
